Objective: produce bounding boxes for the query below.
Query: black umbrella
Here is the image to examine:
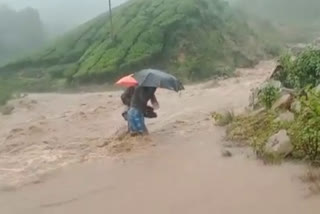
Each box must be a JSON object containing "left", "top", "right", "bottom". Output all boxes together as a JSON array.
[{"left": 133, "top": 69, "right": 184, "bottom": 92}]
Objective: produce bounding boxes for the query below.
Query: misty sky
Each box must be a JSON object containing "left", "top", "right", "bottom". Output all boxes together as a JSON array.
[{"left": 0, "top": 0, "right": 127, "bottom": 36}]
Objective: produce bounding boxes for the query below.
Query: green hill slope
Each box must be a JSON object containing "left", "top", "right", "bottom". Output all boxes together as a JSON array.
[{"left": 0, "top": 0, "right": 277, "bottom": 88}]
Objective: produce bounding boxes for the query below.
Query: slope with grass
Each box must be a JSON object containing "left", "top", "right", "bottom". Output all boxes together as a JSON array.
[{"left": 0, "top": 0, "right": 277, "bottom": 89}]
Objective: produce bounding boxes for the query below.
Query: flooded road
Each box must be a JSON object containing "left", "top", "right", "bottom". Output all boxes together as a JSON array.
[{"left": 1, "top": 61, "right": 319, "bottom": 213}]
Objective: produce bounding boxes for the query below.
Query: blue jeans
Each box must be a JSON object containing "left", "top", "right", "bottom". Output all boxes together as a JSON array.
[{"left": 127, "top": 107, "right": 147, "bottom": 134}]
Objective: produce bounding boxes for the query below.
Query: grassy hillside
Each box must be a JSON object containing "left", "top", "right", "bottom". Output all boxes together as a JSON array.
[{"left": 0, "top": 0, "right": 278, "bottom": 90}]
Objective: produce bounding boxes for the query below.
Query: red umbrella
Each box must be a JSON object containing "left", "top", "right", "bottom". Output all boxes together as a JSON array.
[{"left": 115, "top": 74, "right": 138, "bottom": 87}]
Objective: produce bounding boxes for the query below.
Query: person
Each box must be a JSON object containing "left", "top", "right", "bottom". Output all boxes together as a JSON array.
[
  {"left": 121, "top": 86, "right": 135, "bottom": 107},
  {"left": 120, "top": 86, "right": 158, "bottom": 121},
  {"left": 120, "top": 86, "right": 135, "bottom": 121},
  {"left": 127, "top": 86, "right": 159, "bottom": 135}
]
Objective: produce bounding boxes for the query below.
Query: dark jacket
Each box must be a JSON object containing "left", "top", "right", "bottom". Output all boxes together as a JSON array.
[
  {"left": 130, "top": 87, "right": 157, "bottom": 113},
  {"left": 120, "top": 86, "right": 157, "bottom": 120}
]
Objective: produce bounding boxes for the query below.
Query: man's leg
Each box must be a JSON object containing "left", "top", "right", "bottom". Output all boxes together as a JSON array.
[{"left": 133, "top": 109, "right": 148, "bottom": 135}]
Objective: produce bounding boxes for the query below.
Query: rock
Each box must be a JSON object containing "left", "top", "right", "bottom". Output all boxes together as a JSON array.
[
  {"left": 272, "top": 94, "right": 293, "bottom": 111},
  {"left": 269, "top": 65, "right": 284, "bottom": 80},
  {"left": 265, "top": 130, "right": 293, "bottom": 155},
  {"left": 0, "top": 105, "right": 14, "bottom": 115},
  {"left": 276, "top": 111, "right": 294, "bottom": 123},
  {"left": 221, "top": 149, "right": 232, "bottom": 157},
  {"left": 290, "top": 100, "right": 301, "bottom": 113}
]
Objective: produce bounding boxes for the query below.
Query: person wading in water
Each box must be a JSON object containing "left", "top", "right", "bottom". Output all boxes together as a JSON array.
[{"left": 126, "top": 86, "right": 159, "bottom": 135}]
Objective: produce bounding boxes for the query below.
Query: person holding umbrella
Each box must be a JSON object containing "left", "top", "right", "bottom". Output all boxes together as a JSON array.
[{"left": 116, "top": 69, "right": 184, "bottom": 135}]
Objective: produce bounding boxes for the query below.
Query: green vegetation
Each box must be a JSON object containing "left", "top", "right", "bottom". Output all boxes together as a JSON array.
[
  {"left": 274, "top": 48, "right": 320, "bottom": 89},
  {"left": 212, "top": 110, "right": 235, "bottom": 126},
  {"left": 290, "top": 88, "right": 320, "bottom": 163},
  {"left": 258, "top": 83, "right": 281, "bottom": 109},
  {"left": 219, "top": 48, "right": 320, "bottom": 164},
  {"left": 0, "top": 0, "right": 279, "bottom": 91},
  {"left": 225, "top": 111, "right": 281, "bottom": 150}
]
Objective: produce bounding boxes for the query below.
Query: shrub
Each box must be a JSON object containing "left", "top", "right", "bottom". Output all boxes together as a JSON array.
[
  {"left": 258, "top": 82, "right": 281, "bottom": 109},
  {"left": 275, "top": 53, "right": 295, "bottom": 88},
  {"left": 226, "top": 110, "right": 281, "bottom": 149},
  {"left": 212, "top": 110, "right": 235, "bottom": 126},
  {"left": 277, "top": 48, "right": 320, "bottom": 89},
  {"left": 290, "top": 88, "right": 320, "bottom": 163},
  {"left": 293, "top": 48, "right": 320, "bottom": 88}
]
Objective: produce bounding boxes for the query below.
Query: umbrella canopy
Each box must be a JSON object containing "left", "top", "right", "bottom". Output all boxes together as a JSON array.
[
  {"left": 115, "top": 74, "right": 138, "bottom": 87},
  {"left": 133, "top": 69, "right": 184, "bottom": 92}
]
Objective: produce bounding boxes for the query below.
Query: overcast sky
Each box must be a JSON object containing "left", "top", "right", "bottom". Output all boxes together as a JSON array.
[{"left": 0, "top": 0, "right": 127, "bottom": 36}]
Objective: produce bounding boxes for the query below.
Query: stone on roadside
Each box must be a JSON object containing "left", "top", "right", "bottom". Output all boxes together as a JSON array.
[
  {"left": 290, "top": 100, "right": 301, "bottom": 113},
  {"left": 265, "top": 130, "right": 293, "bottom": 155},
  {"left": 272, "top": 94, "right": 293, "bottom": 111},
  {"left": 275, "top": 111, "right": 294, "bottom": 123}
]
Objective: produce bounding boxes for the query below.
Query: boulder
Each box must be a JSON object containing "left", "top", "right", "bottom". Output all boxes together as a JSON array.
[
  {"left": 275, "top": 111, "right": 294, "bottom": 123},
  {"left": 272, "top": 94, "right": 293, "bottom": 110},
  {"left": 290, "top": 100, "right": 301, "bottom": 113},
  {"left": 269, "top": 65, "right": 284, "bottom": 80},
  {"left": 265, "top": 130, "right": 293, "bottom": 155}
]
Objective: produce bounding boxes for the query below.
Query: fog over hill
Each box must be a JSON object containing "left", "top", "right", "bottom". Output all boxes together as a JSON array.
[{"left": 0, "top": 0, "right": 127, "bottom": 37}]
